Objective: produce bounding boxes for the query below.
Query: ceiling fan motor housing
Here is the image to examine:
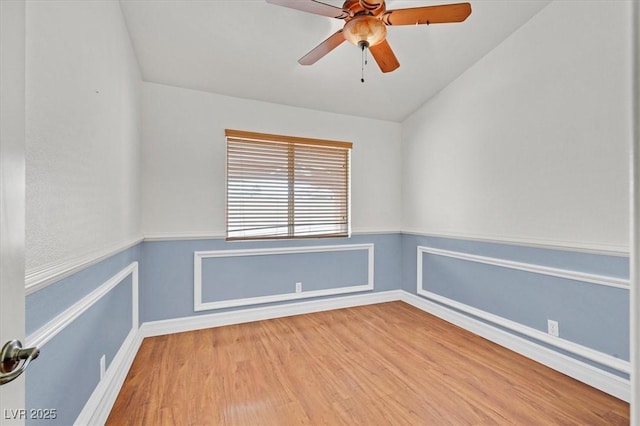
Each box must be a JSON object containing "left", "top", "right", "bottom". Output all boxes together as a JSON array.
[{"left": 343, "top": 15, "right": 387, "bottom": 47}]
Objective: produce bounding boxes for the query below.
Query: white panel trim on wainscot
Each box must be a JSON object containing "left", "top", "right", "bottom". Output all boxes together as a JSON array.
[
  {"left": 72, "top": 262, "right": 141, "bottom": 426},
  {"left": 26, "top": 262, "right": 139, "bottom": 348},
  {"left": 404, "top": 230, "right": 629, "bottom": 257},
  {"left": 194, "top": 244, "right": 375, "bottom": 311},
  {"left": 23, "top": 262, "right": 139, "bottom": 426},
  {"left": 25, "top": 236, "right": 143, "bottom": 295},
  {"left": 418, "top": 246, "right": 630, "bottom": 290},
  {"left": 416, "top": 246, "right": 630, "bottom": 375}
]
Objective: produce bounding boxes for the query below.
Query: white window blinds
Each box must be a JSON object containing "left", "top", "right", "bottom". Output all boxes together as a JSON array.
[{"left": 225, "top": 129, "right": 352, "bottom": 240}]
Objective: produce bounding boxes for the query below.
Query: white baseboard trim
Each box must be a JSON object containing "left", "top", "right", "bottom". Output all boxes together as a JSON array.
[
  {"left": 142, "top": 290, "right": 402, "bottom": 338},
  {"left": 74, "top": 328, "right": 144, "bottom": 426},
  {"left": 400, "top": 291, "right": 631, "bottom": 402},
  {"left": 142, "top": 289, "right": 630, "bottom": 401},
  {"left": 417, "top": 288, "right": 630, "bottom": 374},
  {"left": 75, "top": 289, "right": 629, "bottom": 424},
  {"left": 74, "top": 291, "right": 401, "bottom": 424}
]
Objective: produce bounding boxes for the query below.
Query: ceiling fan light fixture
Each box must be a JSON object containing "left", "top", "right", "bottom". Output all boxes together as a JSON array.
[{"left": 343, "top": 15, "right": 387, "bottom": 48}]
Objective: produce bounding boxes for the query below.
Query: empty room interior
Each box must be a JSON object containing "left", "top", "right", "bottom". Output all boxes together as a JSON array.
[{"left": 2, "top": 0, "right": 639, "bottom": 424}]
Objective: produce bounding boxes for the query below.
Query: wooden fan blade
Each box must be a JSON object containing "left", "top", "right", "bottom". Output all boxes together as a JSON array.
[
  {"left": 266, "top": 0, "right": 351, "bottom": 19},
  {"left": 381, "top": 2, "right": 471, "bottom": 26},
  {"left": 299, "top": 30, "right": 346, "bottom": 65},
  {"left": 368, "top": 39, "right": 400, "bottom": 73}
]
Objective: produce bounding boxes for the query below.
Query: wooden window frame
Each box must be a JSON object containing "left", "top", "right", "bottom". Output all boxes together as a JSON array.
[{"left": 225, "top": 129, "right": 352, "bottom": 241}]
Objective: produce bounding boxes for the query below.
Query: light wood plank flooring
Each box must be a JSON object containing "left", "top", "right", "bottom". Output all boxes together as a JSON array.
[{"left": 107, "top": 302, "right": 629, "bottom": 425}]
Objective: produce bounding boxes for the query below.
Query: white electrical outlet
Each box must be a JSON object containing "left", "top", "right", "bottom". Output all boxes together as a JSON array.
[
  {"left": 100, "top": 354, "right": 106, "bottom": 380},
  {"left": 295, "top": 282, "right": 302, "bottom": 293},
  {"left": 547, "top": 320, "right": 559, "bottom": 337}
]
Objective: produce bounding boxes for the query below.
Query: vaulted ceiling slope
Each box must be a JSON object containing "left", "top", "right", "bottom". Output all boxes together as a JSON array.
[{"left": 119, "top": 0, "right": 551, "bottom": 122}]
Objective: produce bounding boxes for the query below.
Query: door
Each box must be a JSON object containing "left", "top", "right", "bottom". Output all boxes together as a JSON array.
[{"left": 0, "top": 0, "right": 27, "bottom": 425}]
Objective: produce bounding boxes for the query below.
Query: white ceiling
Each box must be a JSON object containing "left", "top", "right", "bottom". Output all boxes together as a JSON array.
[{"left": 119, "top": 0, "right": 551, "bottom": 122}]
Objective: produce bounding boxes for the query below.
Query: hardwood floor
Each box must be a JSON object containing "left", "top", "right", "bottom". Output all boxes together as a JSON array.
[{"left": 107, "top": 302, "right": 629, "bottom": 425}]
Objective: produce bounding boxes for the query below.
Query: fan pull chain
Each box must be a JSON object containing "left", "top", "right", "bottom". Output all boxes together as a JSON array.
[{"left": 360, "top": 44, "right": 368, "bottom": 83}]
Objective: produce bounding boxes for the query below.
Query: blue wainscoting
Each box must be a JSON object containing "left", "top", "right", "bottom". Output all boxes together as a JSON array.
[
  {"left": 140, "top": 233, "right": 402, "bottom": 323},
  {"left": 23, "top": 231, "right": 632, "bottom": 423},
  {"left": 402, "top": 233, "right": 630, "bottom": 378},
  {"left": 24, "top": 246, "right": 140, "bottom": 426},
  {"left": 196, "top": 244, "right": 373, "bottom": 310}
]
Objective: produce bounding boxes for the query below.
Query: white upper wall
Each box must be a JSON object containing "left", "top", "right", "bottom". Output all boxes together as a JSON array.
[
  {"left": 24, "top": 0, "right": 632, "bottom": 269},
  {"left": 26, "top": 0, "right": 142, "bottom": 272},
  {"left": 141, "top": 82, "right": 402, "bottom": 238},
  {"left": 401, "top": 0, "right": 632, "bottom": 253}
]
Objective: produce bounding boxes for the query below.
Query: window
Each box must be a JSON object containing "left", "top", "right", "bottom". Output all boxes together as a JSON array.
[{"left": 225, "top": 129, "right": 352, "bottom": 240}]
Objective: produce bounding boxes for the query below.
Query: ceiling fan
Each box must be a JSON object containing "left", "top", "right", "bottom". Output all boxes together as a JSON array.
[{"left": 266, "top": 0, "right": 472, "bottom": 73}]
